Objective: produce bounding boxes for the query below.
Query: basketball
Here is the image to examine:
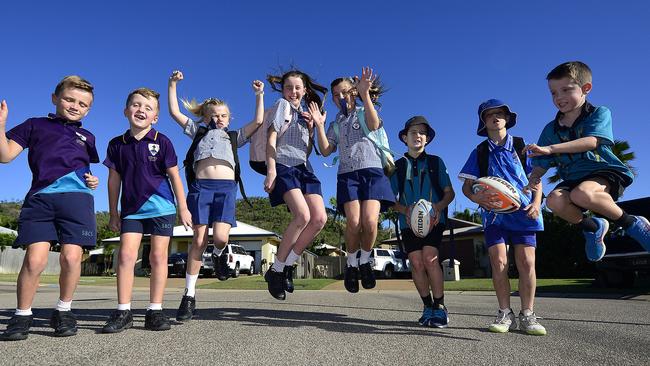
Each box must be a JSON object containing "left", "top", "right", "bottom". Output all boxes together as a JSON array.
[
  {"left": 408, "top": 199, "right": 436, "bottom": 238},
  {"left": 472, "top": 176, "right": 522, "bottom": 213}
]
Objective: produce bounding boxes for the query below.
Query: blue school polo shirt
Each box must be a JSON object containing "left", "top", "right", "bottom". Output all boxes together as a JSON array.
[
  {"left": 6, "top": 114, "right": 99, "bottom": 198},
  {"left": 103, "top": 129, "right": 177, "bottom": 219},
  {"left": 458, "top": 134, "right": 544, "bottom": 232},
  {"left": 390, "top": 152, "right": 452, "bottom": 230},
  {"left": 532, "top": 102, "right": 634, "bottom": 186}
]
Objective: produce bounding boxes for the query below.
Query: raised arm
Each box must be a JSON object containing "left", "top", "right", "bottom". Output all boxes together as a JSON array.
[
  {"left": 309, "top": 102, "right": 335, "bottom": 157},
  {"left": 264, "top": 127, "right": 278, "bottom": 193},
  {"left": 242, "top": 80, "right": 265, "bottom": 139},
  {"left": 356, "top": 67, "right": 381, "bottom": 131},
  {"left": 0, "top": 100, "right": 24, "bottom": 163},
  {"left": 523, "top": 137, "right": 598, "bottom": 157},
  {"left": 168, "top": 70, "right": 191, "bottom": 128}
]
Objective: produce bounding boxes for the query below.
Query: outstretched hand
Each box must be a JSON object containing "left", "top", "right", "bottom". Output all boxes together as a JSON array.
[
  {"left": 308, "top": 102, "right": 327, "bottom": 129},
  {"left": 523, "top": 143, "right": 551, "bottom": 157},
  {"left": 355, "top": 66, "right": 376, "bottom": 96},
  {"left": 169, "top": 70, "right": 184, "bottom": 84}
]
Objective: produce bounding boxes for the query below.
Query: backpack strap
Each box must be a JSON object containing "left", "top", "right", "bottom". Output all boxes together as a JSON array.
[
  {"left": 512, "top": 136, "right": 527, "bottom": 168},
  {"left": 477, "top": 136, "right": 527, "bottom": 178},
  {"left": 183, "top": 125, "right": 209, "bottom": 186},
  {"left": 228, "top": 130, "right": 252, "bottom": 208},
  {"left": 425, "top": 154, "right": 448, "bottom": 222}
]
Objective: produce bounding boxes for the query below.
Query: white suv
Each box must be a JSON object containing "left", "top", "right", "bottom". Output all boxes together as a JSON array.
[
  {"left": 203, "top": 243, "right": 255, "bottom": 278},
  {"left": 370, "top": 248, "right": 410, "bottom": 279}
]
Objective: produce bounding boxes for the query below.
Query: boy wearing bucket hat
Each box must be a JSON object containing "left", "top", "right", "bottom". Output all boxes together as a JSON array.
[
  {"left": 524, "top": 61, "right": 648, "bottom": 261},
  {"left": 390, "top": 116, "right": 455, "bottom": 328},
  {"left": 458, "top": 99, "right": 546, "bottom": 335}
]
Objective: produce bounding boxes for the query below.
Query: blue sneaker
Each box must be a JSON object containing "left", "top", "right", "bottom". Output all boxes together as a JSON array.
[
  {"left": 431, "top": 306, "right": 449, "bottom": 328},
  {"left": 583, "top": 217, "right": 609, "bottom": 262},
  {"left": 418, "top": 306, "right": 434, "bottom": 326},
  {"left": 626, "top": 216, "right": 650, "bottom": 252}
]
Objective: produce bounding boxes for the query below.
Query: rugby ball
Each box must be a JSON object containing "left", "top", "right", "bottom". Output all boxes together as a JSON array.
[
  {"left": 471, "top": 176, "right": 521, "bottom": 213},
  {"left": 408, "top": 199, "right": 436, "bottom": 238}
]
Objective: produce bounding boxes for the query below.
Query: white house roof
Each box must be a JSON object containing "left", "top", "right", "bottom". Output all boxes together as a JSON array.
[
  {"left": 102, "top": 221, "right": 281, "bottom": 243},
  {"left": 0, "top": 226, "right": 17, "bottom": 235}
]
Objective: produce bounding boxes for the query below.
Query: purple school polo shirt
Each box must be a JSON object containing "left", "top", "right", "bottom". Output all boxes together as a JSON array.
[
  {"left": 103, "top": 128, "right": 178, "bottom": 218},
  {"left": 6, "top": 114, "right": 99, "bottom": 197}
]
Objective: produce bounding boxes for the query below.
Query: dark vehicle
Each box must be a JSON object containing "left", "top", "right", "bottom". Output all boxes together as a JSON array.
[
  {"left": 168, "top": 252, "right": 188, "bottom": 277},
  {"left": 596, "top": 197, "right": 650, "bottom": 287}
]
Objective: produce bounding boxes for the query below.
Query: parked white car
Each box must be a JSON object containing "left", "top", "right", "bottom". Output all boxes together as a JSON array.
[
  {"left": 203, "top": 244, "right": 255, "bottom": 278},
  {"left": 370, "top": 248, "right": 410, "bottom": 279}
]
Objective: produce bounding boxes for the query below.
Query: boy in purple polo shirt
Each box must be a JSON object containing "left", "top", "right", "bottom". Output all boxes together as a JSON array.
[
  {"left": 101, "top": 88, "right": 192, "bottom": 333},
  {"left": 0, "top": 76, "right": 100, "bottom": 341}
]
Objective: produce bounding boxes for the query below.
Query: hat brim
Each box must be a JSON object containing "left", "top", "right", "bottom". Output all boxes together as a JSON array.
[
  {"left": 477, "top": 110, "right": 517, "bottom": 136},
  {"left": 399, "top": 125, "right": 436, "bottom": 145}
]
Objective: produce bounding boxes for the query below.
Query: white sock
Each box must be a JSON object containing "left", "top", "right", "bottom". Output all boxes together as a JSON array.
[
  {"left": 15, "top": 308, "right": 32, "bottom": 316},
  {"left": 185, "top": 273, "right": 199, "bottom": 297},
  {"left": 521, "top": 308, "right": 533, "bottom": 316},
  {"left": 359, "top": 249, "right": 372, "bottom": 265},
  {"left": 272, "top": 259, "right": 285, "bottom": 272},
  {"left": 284, "top": 250, "right": 300, "bottom": 266},
  {"left": 214, "top": 247, "right": 224, "bottom": 257},
  {"left": 117, "top": 303, "right": 131, "bottom": 311},
  {"left": 56, "top": 299, "right": 72, "bottom": 312},
  {"left": 147, "top": 303, "right": 163, "bottom": 311},
  {"left": 347, "top": 250, "right": 360, "bottom": 267},
  {"left": 500, "top": 307, "right": 512, "bottom": 314}
]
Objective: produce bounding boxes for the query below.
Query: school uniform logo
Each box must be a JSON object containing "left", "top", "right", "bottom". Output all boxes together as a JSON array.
[
  {"left": 75, "top": 132, "right": 87, "bottom": 146},
  {"left": 148, "top": 143, "right": 160, "bottom": 156},
  {"left": 352, "top": 122, "right": 361, "bottom": 130}
]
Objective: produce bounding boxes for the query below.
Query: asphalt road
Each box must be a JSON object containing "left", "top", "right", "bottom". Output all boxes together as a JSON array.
[{"left": 0, "top": 283, "right": 648, "bottom": 365}]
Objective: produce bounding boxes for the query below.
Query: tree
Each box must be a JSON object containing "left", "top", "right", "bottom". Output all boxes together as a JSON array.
[
  {"left": 453, "top": 208, "right": 482, "bottom": 224},
  {"left": 546, "top": 139, "right": 636, "bottom": 184}
]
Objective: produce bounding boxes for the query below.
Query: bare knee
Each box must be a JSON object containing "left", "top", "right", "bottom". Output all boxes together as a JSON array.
[
  {"left": 23, "top": 254, "right": 48, "bottom": 274},
  {"left": 346, "top": 216, "right": 361, "bottom": 233},
  {"left": 59, "top": 250, "right": 82, "bottom": 269},
  {"left": 516, "top": 253, "right": 536, "bottom": 275},
  {"left": 490, "top": 254, "right": 508, "bottom": 273},
  {"left": 118, "top": 248, "right": 138, "bottom": 267},
  {"left": 423, "top": 254, "right": 440, "bottom": 272},
  {"left": 569, "top": 187, "right": 593, "bottom": 208},
  {"left": 546, "top": 191, "right": 568, "bottom": 212},
  {"left": 149, "top": 250, "right": 167, "bottom": 269},
  {"left": 409, "top": 256, "right": 425, "bottom": 274},
  {"left": 293, "top": 210, "right": 311, "bottom": 230},
  {"left": 360, "top": 216, "right": 378, "bottom": 233}
]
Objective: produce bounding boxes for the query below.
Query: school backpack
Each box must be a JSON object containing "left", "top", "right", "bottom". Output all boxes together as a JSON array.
[
  {"left": 249, "top": 98, "right": 292, "bottom": 175},
  {"left": 329, "top": 106, "right": 396, "bottom": 176},
  {"left": 476, "top": 136, "right": 527, "bottom": 178},
  {"left": 183, "top": 125, "right": 251, "bottom": 206}
]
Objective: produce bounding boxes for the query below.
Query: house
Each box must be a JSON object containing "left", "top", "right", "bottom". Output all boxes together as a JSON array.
[
  {"left": 381, "top": 218, "right": 489, "bottom": 278},
  {"left": 102, "top": 221, "right": 282, "bottom": 275}
]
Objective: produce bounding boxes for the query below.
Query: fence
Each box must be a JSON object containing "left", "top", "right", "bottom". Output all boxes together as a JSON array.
[{"left": 314, "top": 256, "right": 345, "bottom": 279}]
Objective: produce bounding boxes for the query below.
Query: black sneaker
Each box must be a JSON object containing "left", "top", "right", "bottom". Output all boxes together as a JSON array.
[
  {"left": 50, "top": 310, "right": 77, "bottom": 337},
  {"left": 101, "top": 310, "right": 133, "bottom": 334},
  {"left": 344, "top": 266, "right": 360, "bottom": 293},
  {"left": 145, "top": 310, "right": 171, "bottom": 331},
  {"left": 359, "top": 263, "right": 376, "bottom": 289},
  {"left": 176, "top": 294, "right": 196, "bottom": 322},
  {"left": 283, "top": 266, "right": 295, "bottom": 293},
  {"left": 213, "top": 252, "right": 230, "bottom": 281},
  {"left": 1, "top": 315, "right": 33, "bottom": 341},
  {"left": 264, "top": 268, "right": 286, "bottom": 300}
]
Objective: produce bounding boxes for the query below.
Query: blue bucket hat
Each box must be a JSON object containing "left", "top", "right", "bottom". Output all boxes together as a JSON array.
[{"left": 476, "top": 99, "right": 517, "bottom": 136}]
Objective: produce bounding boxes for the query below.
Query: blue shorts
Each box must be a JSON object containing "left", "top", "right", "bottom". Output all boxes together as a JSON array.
[
  {"left": 14, "top": 192, "right": 96, "bottom": 248},
  {"left": 269, "top": 164, "right": 322, "bottom": 207},
  {"left": 484, "top": 225, "right": 537, "bottom": 248},
  {"left": 187, "top": 179, "right": 237, "bottom": 227},
  {"left": 336, "top": 168, "right": 396, "bottom": 214},
  {"left": 121, "top": 214, "right": 176, "bottom": 236}
]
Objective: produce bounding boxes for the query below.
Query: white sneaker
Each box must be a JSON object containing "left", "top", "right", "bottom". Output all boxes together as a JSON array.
[
  {"left": 488, "top": 309, "right": 516, "bottom": 333},
  {"left": 518, "top": 311, "right": 547, "bottom": 336}
]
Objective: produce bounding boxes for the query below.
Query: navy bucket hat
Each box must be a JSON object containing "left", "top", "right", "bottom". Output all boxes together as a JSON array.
[
  {"left": 399, "top": 116, "right": 436, "bottom": 145},
  {"left": 476, "top": 99, "right": 517, "bottom": 137}
]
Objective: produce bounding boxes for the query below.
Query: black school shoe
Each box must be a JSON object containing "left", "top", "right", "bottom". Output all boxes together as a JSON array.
[
  {"left": 145, "top": 310, "right": 171, "bottom": 331},
  {"left": 176, "top": 294, "right": 196, "bottom": 322},
  {"left": 359, "top": 263, "right": 376, "bottom": 289},
  {"left": 344, "top": 266, "right": 360, "bottom": 293},
  {"left": 1, "top": 315, "right": 33, "bottom": 341},
  {"left": 283, "top": 266, "right": 295, "bottom": 293},
  {"left": 264, "top": 268, "right": 286, "bottom": 300},
  {"left": 102, "top": 310, "right": 133, "bottom": 333},
  {"left": 214, "top": 252, "right": 230, "bottom": 281},
  {"left": 50, "top": 310, "right": 77, "bottom": 337}
]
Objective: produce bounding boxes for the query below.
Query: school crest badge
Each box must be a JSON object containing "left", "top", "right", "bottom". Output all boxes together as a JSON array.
[{"left": 148, "top": 143, "right": 160, "bottom": 156}]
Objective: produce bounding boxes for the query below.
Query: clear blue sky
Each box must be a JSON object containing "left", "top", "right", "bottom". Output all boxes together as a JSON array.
[{"left": 1, "top": 1, "right": 648, "bottom": 215}]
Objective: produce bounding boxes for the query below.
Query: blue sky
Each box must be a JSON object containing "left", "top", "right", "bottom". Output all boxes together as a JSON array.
[{"left": 1, "top": 1, "right": 648, "bottom": 215}]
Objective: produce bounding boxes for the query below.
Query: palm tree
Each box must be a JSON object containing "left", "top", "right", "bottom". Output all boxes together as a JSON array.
[{"left": 546, "top": 139, "right": 636, "bottom": 184}]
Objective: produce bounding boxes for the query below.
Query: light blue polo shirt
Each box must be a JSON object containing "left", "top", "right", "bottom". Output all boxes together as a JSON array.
[
  {"left": 532, "top": 103, "right": 633, "bottom": 186},
  {"left": 390, "top": 152, "right": 452, "bottom": 230},
  {"left": 459, "top": 134, "right": 544, "bottom": 232}
]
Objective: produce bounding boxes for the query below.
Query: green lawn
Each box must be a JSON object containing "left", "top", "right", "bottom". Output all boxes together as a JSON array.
[
  {"left": 442, "top": 277, "right": 649, "bottom": 294},
  {"left": 0, "top": 274, "right": 116, "bottom": 285},
  {"left": 197, "top": 275, "right": 337, "bottom": 290}
]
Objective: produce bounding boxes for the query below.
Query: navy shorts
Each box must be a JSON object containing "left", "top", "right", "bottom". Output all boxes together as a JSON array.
[
  {"left": 187, "top": 179, "right": 237, "bottom": 227},
  {"left": 336, "top": 168, "right": 396, "bottom": 214},
  {"left": 121, "top": 214, "right": 176, "bottom": 236},
  {"left": 555, "top": 170, "right": 628, "bottom": 202},
  {"left": 484, "top": 225, "right": 537, "bottom": 248},
  {"left": 14, "top": 192, "right": 96, "bottom": 248},
  {"left": 401, "top": 224, "right": 445, "bottom": 253},
  {"left": 269, "top": 164, "right": 322, "bottom": 207}
]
